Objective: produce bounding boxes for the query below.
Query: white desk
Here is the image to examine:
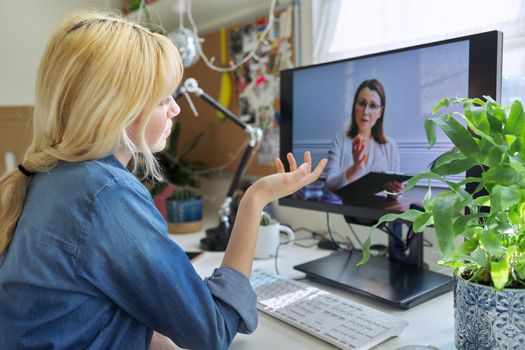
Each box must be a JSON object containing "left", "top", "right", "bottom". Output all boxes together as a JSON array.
[{"left": 171, "top": 229, "right": 455, "bottom": 350}]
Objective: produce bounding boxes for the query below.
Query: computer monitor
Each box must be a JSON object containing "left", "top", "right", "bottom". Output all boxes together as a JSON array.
[{"left": 279, "top": 31, "right": 503, "bottom": 309}]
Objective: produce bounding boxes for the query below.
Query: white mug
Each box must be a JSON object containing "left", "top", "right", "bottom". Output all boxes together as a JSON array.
[{"left": 255, "top": 222, "right": 295, "bottom": 259}]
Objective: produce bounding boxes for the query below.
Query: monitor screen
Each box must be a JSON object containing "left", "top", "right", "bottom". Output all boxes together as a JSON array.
[{"left": 279, "top": 31, "right": 502, "bottom": 222}]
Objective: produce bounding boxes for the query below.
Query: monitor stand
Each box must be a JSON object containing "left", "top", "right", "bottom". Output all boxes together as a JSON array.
[{"left": 294, "top": 221, "right": 453, "bottom": 309}]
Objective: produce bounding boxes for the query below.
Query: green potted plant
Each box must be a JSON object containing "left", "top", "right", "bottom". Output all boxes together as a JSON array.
[
  {"left": 255, "top": 211, "right": 295, "bottom": 259},
  {"left": 260, "top": 211, "right": 273, "bottom": 226},
  {"left": 359, "top": 96, "right": 525, "bottom": 349}
]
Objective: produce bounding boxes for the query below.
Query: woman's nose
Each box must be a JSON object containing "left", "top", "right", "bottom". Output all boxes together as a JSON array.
[{"left": 168, "top": 96, "right": 181, "bottom": 118}]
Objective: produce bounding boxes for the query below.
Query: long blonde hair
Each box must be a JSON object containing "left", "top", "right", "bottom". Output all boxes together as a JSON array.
[{"left": 0, "top": 11, "right": 183, "bottom": 253}]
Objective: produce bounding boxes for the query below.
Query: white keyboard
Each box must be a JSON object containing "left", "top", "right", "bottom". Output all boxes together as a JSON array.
[{"left": 250, "top": 269, "right": 408, "bottom": 350}]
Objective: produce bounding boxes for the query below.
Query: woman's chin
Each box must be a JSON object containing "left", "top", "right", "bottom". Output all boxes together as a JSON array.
[{"left": 151, "top": 141, "right": 167, "bottom": 153}]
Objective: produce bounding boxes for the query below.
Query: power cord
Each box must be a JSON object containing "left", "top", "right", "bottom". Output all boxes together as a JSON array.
[
  {"left": 378, "top": 221, "right": 434, "bottom": 250},
  {"left": 345, "top": 222, "right": 364, "bottom": 248},
  {"left": 291, "top": 227, "right": 326, "bottom": 248},
  {"left": 325, "top": 212, "right": 353, "bottom": 252},
  {"left": 273, "top": 237, "right": 322, "bottom": 275}
]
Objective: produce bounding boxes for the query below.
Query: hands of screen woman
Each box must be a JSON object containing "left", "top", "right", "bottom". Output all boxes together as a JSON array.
[
  {"left": 351, "top": 135, "right": 368, "bottom": 167},
  {"left": 385, "top": 181, "right": 405, "bottom": 199},
  {"left": 249, "top": 151, "right": 327, "bottom": 207}
]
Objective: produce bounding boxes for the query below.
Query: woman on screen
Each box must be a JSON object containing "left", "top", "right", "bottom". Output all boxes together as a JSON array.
[{"left": 325, "top": 79, "right": 403, "bottom": 197}]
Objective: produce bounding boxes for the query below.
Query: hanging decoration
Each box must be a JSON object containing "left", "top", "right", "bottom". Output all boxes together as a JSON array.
[
  {"left": 182, "top": 0, "right": 279, "bottom": 73},
  {"left": 167, "top": 0, "right": 201, "bottom": 68},
  {"left": 168, "top": 28, "right": 201, "bottom": 67}
]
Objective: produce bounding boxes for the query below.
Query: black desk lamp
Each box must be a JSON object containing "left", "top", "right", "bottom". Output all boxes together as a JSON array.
[{"left": 174, "top": 78, "right": 263, "bottom": 251}]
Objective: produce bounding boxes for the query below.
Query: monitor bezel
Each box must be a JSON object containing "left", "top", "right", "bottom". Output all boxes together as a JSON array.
[{"left": 279, "top": 30, "right": 503, "bottom": 221}]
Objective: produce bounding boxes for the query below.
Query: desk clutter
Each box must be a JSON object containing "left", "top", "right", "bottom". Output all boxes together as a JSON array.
[{"left": 250, "top": 269, "right": 408, "bottom": 350}]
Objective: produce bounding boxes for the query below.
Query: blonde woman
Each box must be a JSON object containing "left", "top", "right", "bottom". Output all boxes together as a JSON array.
[{"left": 0, "top": 12, "right": 326, "bottom": 349}]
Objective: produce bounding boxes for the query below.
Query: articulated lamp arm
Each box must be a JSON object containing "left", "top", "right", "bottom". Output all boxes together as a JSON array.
[{"left": 174, "top": 78, "right": 263, "bottom": 251}]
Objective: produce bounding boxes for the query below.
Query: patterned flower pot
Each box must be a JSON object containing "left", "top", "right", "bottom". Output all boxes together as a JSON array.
[
  {"left": 454, "top": 271, "right": 525, "bottom": 349},
  {"left": 166, "top": 197, "right": 203, "bottom": 234}
]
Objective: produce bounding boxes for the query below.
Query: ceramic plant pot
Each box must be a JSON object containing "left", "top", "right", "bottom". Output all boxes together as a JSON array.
[
  {"left": 454, "top": 272, "right": 525, "bottom": 349},
  {"left": 166, "top": 197, "right": 203, "bottom": 234}
]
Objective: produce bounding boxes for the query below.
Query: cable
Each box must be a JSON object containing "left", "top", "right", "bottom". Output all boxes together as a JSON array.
[
  {"left": 325, "top": 212, "right": 353, "bottom": 252},
  {"left": 378, "top": 222, "right": 409, "bottom": 250},
  {"left": 293, "top": 239, "right": 321, "bottom": 248},
  {"left": 423, "top": 237, "right": 433, "bottom": 247},
  {"left": 273, "top": 237, "right": 322, "bottom": 275},
  {"left": 345, "top": 222, "right": 364, "bottom": 248}
]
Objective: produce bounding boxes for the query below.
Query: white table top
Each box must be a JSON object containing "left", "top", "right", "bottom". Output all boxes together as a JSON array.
[{"left": 171, "top": 228, "right": 455, "bottom": 350}]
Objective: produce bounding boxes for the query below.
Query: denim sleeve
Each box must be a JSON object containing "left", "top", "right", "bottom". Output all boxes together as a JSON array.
[
  {"left": 205, "top": 267, "right": 258, "bottom": 333},
  {"left": 78, "top": 179, "right": 258, "bottom": 350}
]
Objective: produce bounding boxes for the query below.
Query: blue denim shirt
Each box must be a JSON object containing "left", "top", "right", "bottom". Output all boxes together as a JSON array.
[{"left": 0, "top": 156, "right": 257, "bottom": 349}]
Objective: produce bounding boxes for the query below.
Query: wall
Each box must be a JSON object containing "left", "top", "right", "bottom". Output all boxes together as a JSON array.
[
  {"left": 0, "top": 0, "right": 116, "bottom": 171},
  {"left": 0, "top": 0, "right": 114, "bottom": 105}
]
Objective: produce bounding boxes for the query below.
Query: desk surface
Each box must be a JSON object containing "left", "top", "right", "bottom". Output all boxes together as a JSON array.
[{"left": 171, "top": 229, "right": 455, "bottom": 350}]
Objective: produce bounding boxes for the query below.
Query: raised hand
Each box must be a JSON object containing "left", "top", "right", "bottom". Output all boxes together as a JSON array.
[
  {"left": 351, "top": 135, "right": 367, "bottom": 167},
  {"left": 222, "top": 151, "right": 327, "bottom": 277},
  {"left": 250, "top": 151, "right": 327, "bottom": 207}
]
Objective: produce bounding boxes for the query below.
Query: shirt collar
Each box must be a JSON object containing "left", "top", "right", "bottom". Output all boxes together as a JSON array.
[{"left": 98, "top": 154, "right": 130, "bottom": 172}]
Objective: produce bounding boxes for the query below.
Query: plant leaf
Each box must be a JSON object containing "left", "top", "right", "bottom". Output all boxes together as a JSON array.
[
  {"left": 480, "top": 230, "right": 504, "bottom": 257},
  {"left": 471, "top": 248, "right": 489, "bottom": 268},
  {"left": 487, "top": 99, "right": 507, "bottom": 123},
  {"left": 466, "top": 105, "right": 490, "bottom": 135},
  {"left": 424, "top": 118, "right": 437, "bottom": 147},
  {"left": 455, "top": 238, "right": 479, "bottom": 256},
  {"left": 491, "top": 255, "right": 510, "bottom": 290},
  {"left": 431, "top": 97, "right": 469, "bottom": 114},
  {"left": 423, "top": 186, "right": 434, "bottom": 212},
  {"left": 483, "top": 166, "right": 519, "bottom": 185},
  {"left": 378, "top": 209, "right": 424, "bottom": 225},
  {"left": 413, "top": 212, "right": 432, "bottom": 232},
  {"left": 505, "top": 99, "right": 525, "bottom": 137},
  {"left": 453, "top": 213, "right": 488, "bottom": 237},
  {"left": 358, "top": 209, "right": 424, "bottom": 266},
  {"left": 508, "top": 206, "right": 521, "bottom": 225},
  {"left": 487, "top": 113, "right": 503, "bottom": 133},
  {"left": 491, "top": 184, "right": 521, "bottom": 212},
  {"left": 432, "top": 148, "right": 464, "bottom": 168},
  {"left": 433, "top": 114, "right": 481, "bottom": 162},
  {"left": 475, "top": 195, "right": 490, "bottom": 206},
  {"left": 432, "top": 158, "right": 477, "bottom": 176},
  {"left": 515, "top": 263, "right": 525, "bottom": 280},
  {"left": 357, "top": 234, "right": 372, "bottom": 266},
  {"left": 433, "top": 192, "right": 457, "bottom": 257}
]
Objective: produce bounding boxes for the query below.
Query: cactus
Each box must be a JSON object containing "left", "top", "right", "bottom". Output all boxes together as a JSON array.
[
  {"left": 260, "top": 211, "right": 272, "bottom": 226},
  {"left": 170, "top": 187, "right": 200, "bottom": 201}
]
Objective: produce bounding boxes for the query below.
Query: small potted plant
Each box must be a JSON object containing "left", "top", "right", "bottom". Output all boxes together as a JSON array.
[
  {"left": 260, "top": 211, "right": 273, "bottom": 226},
  {"left": 166, "top": 187, "right": 203, "bottom": 234},
  {"left": 359, "top": 96, "right": 525, "bottom": 349},
  {"left": 255, "top": 211, "right": 295, "bottom": 259}
]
